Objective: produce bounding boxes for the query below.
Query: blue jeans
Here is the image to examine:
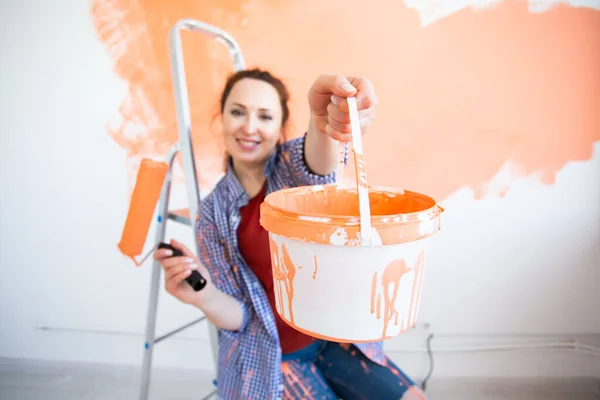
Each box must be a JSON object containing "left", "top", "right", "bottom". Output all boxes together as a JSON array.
[{"left": 281, "top": 340, "right": 424, "bottom": 400}]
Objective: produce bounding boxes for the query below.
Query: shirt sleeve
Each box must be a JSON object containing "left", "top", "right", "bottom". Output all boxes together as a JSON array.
[
  {"left": 195, "top": 197, "right": 252, "bottom": 333},
  {"left": 279, "top": 132, "right": 348, "bottom": 187}
]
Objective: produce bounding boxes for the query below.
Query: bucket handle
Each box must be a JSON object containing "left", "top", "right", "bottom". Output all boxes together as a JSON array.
[{"left": 337, "top": 96, "right": 373, "bottom": 245}]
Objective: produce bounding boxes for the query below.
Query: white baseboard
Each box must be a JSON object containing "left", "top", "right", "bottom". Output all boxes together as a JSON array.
[
  {"left": 383, "top": 330, "right": 600, "bottom": 379},
  {"left": 423, "top": 377, "right": 600, "bottom": 395},
  {"left": 4, "top": 322, "right": 600, "bottom": 380},
  {"left": 0, "top": 357, "right": 598, "bottom": 397}
]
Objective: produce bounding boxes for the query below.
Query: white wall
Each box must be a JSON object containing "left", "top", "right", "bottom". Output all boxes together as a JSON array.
[{"left": 1, "top": 0, "right": 599, "bottom": 380}]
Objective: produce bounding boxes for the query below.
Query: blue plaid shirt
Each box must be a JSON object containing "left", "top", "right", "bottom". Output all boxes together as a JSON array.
[{"left": 194, "top": 134, "right": 385, "bottom": 400}]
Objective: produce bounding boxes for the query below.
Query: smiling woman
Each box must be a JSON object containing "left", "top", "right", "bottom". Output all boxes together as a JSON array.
[
  {"left": 218, "top": 69, "right": 290, "bottom": 197},
  {"left": 150, "top": 68, "right": 427, "bottom": 399}
]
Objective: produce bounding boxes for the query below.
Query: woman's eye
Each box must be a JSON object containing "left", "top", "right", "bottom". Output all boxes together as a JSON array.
[
  {"left": 231, "top": 109, "right": 243, "bottom": 116},
  {"left": 260, "top": 114, "right": 273, "bottom": 121}
]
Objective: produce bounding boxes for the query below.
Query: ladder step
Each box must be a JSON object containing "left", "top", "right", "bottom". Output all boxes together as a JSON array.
[
  {"left": 167, "top": 208, "right": 191, "bottom": 226},
  {"left": 154, "top": 317, "right": 206, "bottom": 344},
  {"left": 200, "top": 389, "right": 217, "bottom": 400}
]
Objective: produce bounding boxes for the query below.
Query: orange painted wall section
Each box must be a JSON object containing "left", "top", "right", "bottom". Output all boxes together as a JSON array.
[{"left": 91, "top": 1, "right": 600, "bottom": 200}]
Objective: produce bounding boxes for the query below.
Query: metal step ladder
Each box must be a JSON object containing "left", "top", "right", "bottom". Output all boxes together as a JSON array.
[{"left": 139, "top": 18, "right": 246, "bottom": 400}]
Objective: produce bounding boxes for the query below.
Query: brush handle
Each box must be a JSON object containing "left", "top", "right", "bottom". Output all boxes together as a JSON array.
[
  {"left": 347, "top": 97, "right": 373, "bottom": 245},
  {"left": 158, "top": 242, "right": 207, "bottom": 291}
]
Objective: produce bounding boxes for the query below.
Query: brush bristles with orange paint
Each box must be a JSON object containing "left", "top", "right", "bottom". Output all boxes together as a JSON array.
[{"left": 118, "top": 158, "right": 168, "bottom": 266}]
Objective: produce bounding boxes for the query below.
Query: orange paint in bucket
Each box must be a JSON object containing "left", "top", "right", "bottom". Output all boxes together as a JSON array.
[
  {"left": 260, "top": 186, "right": 442, "bottom": 247},
  {"left": 259, "top": 97, "right": 444, "bottom": 342}
]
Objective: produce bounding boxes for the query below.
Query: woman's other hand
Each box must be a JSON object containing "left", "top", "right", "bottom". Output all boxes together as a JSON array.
[{"left": 153, "top": 239, "right": 215, "bottom": 308}]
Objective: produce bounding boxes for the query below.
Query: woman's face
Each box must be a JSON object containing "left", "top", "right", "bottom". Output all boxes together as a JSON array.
[{"left": 222, "top": 78, "right": 283, "bottom": 170}]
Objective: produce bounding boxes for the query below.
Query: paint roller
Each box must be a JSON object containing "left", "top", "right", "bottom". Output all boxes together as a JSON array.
[{"left": 117, "top": 158, "right": 207, "bottom": 291}]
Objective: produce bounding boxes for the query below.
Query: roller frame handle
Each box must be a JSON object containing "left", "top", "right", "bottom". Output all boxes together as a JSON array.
[{"left": 158, "top": 243, "right": 207, "bottom": 292}]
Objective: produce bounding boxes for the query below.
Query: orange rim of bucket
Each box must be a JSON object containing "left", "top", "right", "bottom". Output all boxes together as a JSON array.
[{"left": 259, "top": 184, "right": 443, "bottom": 247}]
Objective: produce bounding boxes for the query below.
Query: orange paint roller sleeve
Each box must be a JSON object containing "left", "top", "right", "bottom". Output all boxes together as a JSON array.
[{"left": 118, "top": 159, "right": 168, "bottom": 263}]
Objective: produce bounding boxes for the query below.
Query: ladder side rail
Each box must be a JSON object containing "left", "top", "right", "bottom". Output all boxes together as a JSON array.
[
  {"left": 167, "top": 17, "right": 247, "bottom": 385},
  {"left": 139, "top": 144, "right": 181, "bottom": 400}
]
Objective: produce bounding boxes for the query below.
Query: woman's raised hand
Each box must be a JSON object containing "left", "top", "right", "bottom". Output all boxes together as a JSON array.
[{"left": 308, "top": 74, "right": 378, "bottom": 142}]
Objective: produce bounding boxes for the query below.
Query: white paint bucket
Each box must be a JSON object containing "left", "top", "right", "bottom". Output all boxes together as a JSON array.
[{"left": 260, "top": 184, "right": 443, "bottom": 342}]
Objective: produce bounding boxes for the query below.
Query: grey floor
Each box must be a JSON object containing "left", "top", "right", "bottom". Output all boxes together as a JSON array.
[{"left": 0, "top": 358, "right": 598, "bottom": 400}]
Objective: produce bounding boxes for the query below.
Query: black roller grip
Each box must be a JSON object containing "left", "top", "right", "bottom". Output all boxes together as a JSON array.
[{"left": 158, "top": 242, "right": 207, "bottom": 292}]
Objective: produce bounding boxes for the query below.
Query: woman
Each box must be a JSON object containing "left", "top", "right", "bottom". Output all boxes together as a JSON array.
[{"left": 154, "top": 69, "right": 426, "bottom": 400}]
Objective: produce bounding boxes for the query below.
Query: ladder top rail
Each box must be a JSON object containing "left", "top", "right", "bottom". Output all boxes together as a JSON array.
[{"left": 170, "top": 18, "right": 246, "bottom": 72}]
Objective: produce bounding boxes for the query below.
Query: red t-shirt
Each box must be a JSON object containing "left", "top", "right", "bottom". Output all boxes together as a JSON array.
[{"left": 237, "top": 183, "right": 317, "bottom": 354}]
